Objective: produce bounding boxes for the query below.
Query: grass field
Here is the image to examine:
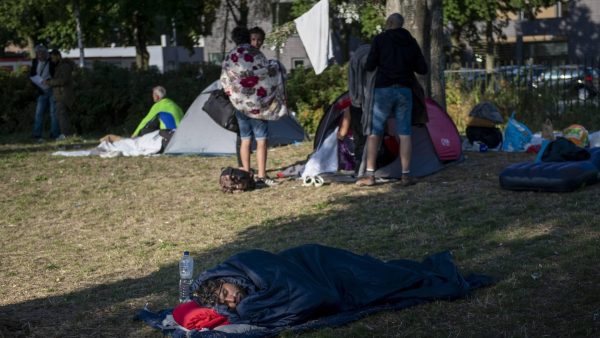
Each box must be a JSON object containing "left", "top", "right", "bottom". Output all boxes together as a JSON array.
[{"left": 1, "top": 137, "right": 599, "bottom": 337}]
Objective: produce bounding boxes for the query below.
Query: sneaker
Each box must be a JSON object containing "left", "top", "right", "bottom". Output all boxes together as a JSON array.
[
  {"left": 397, "top": 175, "right": 416, "bottom": 187},
  {"left": 355, "top": 175, "right": 375, "bottom": 187},
  {"left": 256, "top": 177, "right": 278, "bottom": 188}
]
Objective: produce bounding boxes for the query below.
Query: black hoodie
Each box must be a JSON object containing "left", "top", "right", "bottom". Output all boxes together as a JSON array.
[{"left": 365, "top": 28, "right": 428, "bottom": 88}]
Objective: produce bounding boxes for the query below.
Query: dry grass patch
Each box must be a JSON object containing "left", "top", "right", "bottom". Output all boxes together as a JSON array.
[{"left": 1, "top": 139, "right": 599, "bottom": 337}]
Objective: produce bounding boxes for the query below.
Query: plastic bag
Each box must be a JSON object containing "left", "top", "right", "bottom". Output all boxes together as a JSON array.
[
  {"left": 589, "top": 131, "right": 600, "bottom": 148},
  {"left": 502, "top": 112, "right": 532, "bottom": 152}
]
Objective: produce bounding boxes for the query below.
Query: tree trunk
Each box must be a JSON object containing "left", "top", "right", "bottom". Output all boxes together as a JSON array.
[
  {"left": 225, "top": 0, "right": 249, "bottom": 27},
  {"left": 221, "top": 8, "right": 229, "bottom": 57},
  {"left": 417, "top": 0, "right": 430, "bottom": 97},
  {"left": 73, "top": 0, "right": 85, "bottom": 69},
  {"left": 238, "top": 0, "right": 249, "bottom": 28},
  {"left": 132, "top": 10, "right": 149, "bottom": 70},
  {"left": 27, "top": 36, "right": 35, "bottom": 59},
  {"left": 485, "top": 21, "right": 495, "bottom": 73},
  {"left": 386, "top": 0, "right": 401, "bottom": 15},
  {"left": 428, "top": 0, "right": 445, "bottom": 108}
]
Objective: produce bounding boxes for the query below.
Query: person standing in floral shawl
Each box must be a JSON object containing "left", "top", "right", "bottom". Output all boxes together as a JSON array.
[{"left": 221, "top": 27, "right": 287, "bottom": 188}]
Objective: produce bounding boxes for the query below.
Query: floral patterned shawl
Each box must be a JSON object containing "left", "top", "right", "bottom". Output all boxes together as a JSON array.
[{"left": 220, "top": 43, "right": 288, "bottom": 121}]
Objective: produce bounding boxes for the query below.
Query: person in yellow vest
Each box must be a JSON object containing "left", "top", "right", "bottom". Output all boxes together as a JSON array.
[{"left": 132, "top": 86, "right": 184, "bottom": 137}]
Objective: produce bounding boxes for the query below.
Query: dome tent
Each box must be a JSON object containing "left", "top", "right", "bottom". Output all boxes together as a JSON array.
[{"left": 165, "top": 80, "right": 308, "bottom": 155}]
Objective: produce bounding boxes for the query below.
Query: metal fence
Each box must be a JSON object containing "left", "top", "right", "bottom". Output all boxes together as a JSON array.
[{"left": 444, "top": 58, "right": 600, "bottom": 114}]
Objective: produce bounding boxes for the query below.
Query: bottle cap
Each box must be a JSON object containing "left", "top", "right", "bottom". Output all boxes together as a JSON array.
[{"left": 183, "top": 251, "right": 190, "bottom": 255}]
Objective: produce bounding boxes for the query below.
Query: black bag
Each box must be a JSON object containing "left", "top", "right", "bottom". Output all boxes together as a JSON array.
[
  {"left": 466, "top": 126, "right": 503, "bottom": 149},
  {"left": 541, "top": 137, "right": 590, "bottom": 162},
  {"left": 203, "top": 89, "right": 239, "bottom": 133},
  {"left": 219, "top": 167, "right": 255, "bottom": 193}
]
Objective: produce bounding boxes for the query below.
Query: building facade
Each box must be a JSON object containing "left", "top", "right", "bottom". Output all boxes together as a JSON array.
[
  {"left": 61, "top": 44, "right": 204, "bottom": 73},
  {"left": 202, "top": 0, "right": 311, "bottom": 72},
  {"left": 500, "top": 0, "right": 600, "bottom": 63}
]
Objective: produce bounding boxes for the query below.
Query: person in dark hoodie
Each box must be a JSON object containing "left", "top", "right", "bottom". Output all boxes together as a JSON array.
[
  {"left": 356, "top": 13, "right": 428, "bottom": 187},
  {"left": 45, "top": 49, "right": 75, "bottom": 139}
]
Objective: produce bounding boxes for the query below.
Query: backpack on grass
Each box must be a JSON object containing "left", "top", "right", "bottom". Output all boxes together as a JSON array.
[{"left": 219, "top": 167, "right": 255, "bottom": 193}]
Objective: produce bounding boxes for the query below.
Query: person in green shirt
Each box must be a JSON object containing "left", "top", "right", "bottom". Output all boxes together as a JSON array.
[{"left": 132, "top": 86, "right": 184, "bottom": 137}]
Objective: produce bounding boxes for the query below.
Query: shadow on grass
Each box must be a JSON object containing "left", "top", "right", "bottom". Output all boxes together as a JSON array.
[{"left": 1, "top": 155, "right": 599, "bottom": 337}]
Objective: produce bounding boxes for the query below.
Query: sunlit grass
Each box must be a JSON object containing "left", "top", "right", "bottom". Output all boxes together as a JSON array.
[{"left": 0, "top": 139, "right": 599, "bottom": 337}]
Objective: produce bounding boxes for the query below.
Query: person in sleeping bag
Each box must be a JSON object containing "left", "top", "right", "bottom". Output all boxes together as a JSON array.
[{"left": 189, "top": 244, "right": 489, "bottom": 329}]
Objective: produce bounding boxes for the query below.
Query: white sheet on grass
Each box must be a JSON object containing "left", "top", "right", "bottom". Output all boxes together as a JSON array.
[
  {"left": 52, "top": 131, "right": 163, "bottom": 158},
  {"left": 301, "top": 127, "right": 339, "bottom": 178}
]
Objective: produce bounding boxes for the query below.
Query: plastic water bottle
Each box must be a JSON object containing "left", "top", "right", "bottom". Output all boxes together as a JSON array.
[{"left": 179, "top": 251, "right": 194, "bottom": 303}]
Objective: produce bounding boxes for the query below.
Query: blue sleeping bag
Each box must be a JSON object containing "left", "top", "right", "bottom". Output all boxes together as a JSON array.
[{"left": 190, "top": 244, "right": 491, "bottom": 328}]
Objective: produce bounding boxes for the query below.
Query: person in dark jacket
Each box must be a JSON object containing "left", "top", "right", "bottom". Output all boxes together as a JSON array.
[
  {"left": 30, "top": 44, "right": 59, "bottom": 140},
  {"left": 356, "top": 13, "right": 428, "bottom": 187},
  {"left": 45, "top": 49, "right": 75, "bottom": 139}
]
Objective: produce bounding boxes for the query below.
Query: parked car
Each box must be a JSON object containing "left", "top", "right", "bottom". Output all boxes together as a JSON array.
[
  {"left": 496, "top": 65, "right": 547, "bottom": 86},
  {"left": 533, "top": 65, "right": 599, "bottom": 100}
]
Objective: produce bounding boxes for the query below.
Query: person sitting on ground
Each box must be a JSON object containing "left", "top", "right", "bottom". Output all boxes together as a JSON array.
[
  {"left": 336, "top": 100, "right": 366, "bottom": 173},
  {"left": 132, "top": 86, "right": 184, "bottom": 137}
]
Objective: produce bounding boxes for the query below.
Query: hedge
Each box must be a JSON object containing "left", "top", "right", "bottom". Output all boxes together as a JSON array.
[{"left": 5, "top": 60, "right": 594, "bottom": 139}]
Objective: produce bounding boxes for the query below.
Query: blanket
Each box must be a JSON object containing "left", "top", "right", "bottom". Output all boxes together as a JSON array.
[
  {"left": 220, "top": 44, "right": 287, "bottom": 121},
  {"left": 52, "top": 130, "right": 163, "bottom": 157}
]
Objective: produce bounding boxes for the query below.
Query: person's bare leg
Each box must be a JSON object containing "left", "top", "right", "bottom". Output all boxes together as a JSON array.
[
  {"left": 398, "top": 135, "right": 412, "bottom": 173},
  {"left": 356, "top": 135, "right": 380, "bottom": 186},
  {"left": 240, "top": 139, "right": 252, "bottom": 173},
  {"left": 256, "top": 139, "right": 267, "bottom": 178},
  {"left": 366, "top": 135, "right": 381, "bottom": 171}
]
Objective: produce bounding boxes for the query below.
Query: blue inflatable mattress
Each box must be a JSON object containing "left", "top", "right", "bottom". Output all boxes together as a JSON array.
[{"left": 499, "top": 147, "right": 600, "bottom": 192}]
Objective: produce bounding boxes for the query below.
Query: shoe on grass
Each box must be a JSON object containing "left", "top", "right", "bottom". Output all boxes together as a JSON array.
[
  {"left": 255, "top": 177, "right": 278, "bottom": 188},
  {"left": 397, "top": 175, "right": 416, "bottom": 187},
  {"left": 355, "top": 175, "right": 375, "bottom": 187}
]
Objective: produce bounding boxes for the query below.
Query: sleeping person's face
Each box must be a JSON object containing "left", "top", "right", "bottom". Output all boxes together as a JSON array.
[{"left": 217, "top": 282, "right": 245, "bottom": 310}]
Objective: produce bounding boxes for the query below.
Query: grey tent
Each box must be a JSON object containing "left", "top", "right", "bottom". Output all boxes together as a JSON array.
[
  {"left": 469, "top": 101, "right": 504, "bottom": 124},
  {"left": 165, "top": 81, "right": 308, "bottom": 155}
]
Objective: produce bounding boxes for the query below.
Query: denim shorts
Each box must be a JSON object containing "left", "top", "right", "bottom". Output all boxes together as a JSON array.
[
  {"left": 235, "top": 110, "right": 268, "bottom": 140},
  {"left": 371, "top": 87, "right": 413, "bottom": 136}
]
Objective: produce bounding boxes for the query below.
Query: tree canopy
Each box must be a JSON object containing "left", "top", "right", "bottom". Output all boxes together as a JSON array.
[{"left": 0, "top": 0, "right": 219, "bottom": 69}]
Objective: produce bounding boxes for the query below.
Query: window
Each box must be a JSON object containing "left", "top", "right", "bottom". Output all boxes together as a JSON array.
[
  {"left": 271, "top": 2, "right": 293, "bottom": 26},
  {"left": 208, "top": 52, "right": 225, "bottom": 65},
  {"left": 292, "top": 58, "right": 305, "bottom": 69},
  {"left": 557, "top": 2, "right": 569, "bottom": 18}
]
